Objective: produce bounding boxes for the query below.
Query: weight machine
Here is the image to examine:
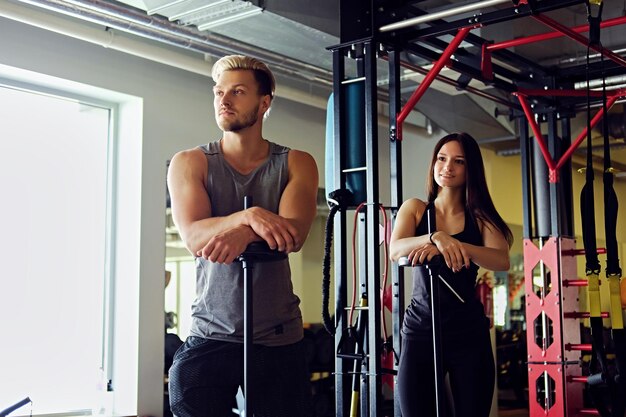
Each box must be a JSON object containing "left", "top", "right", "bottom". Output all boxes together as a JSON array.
[{"left": 328, "top": 1, "right": 626, "bottom": 416}]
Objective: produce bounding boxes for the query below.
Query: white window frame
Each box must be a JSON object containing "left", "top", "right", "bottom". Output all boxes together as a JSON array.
[{"left": 0, "top": 63, "right": 144, "bottom": 417}]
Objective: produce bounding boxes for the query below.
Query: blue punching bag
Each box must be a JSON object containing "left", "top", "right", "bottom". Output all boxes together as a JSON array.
[{"left": 325, "top": 81, "right": 366, "bottom": 207}]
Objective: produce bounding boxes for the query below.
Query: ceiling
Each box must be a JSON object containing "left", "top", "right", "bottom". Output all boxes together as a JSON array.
[{"left": 8, "top": 0, "right": 626, "bottom": 175}]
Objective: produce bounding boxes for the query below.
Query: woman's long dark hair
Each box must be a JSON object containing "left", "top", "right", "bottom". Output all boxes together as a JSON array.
[{"left": 425, "top": 132, "right": 513, "bottom": 247}]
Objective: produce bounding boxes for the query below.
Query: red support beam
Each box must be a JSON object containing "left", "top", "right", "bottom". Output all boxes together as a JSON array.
[
  {"left": 487, "top": 15, "right": 626, "bottom": 51},
  {"left": 396, "top": 26, "right": 472, "bottom": 141},
  {"left": 533, "top": 14, "right": 626, "bottom": 69},
  {"left": 554, "top": 94, "right": 620, "bottom": 172},
  {"left": 513, "top": 89, "right": 625, "bottom": 183},
  {"left": 514, "top": 93, "right": 557, "bottom": 174}
]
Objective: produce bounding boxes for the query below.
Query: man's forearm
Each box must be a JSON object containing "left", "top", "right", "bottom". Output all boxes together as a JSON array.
[{"left": 178, "top": 210, "right": 255, "bottom": 254}]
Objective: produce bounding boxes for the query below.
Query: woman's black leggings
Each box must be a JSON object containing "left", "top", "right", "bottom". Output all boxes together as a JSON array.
[{"left": 397, "top": 325, "right": 495, "bottom": 417}]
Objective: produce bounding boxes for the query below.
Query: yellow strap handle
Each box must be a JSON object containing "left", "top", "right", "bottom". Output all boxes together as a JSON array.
[
  {"left": 588, "top": 272, "right": 602, "bottom": 318},
  {"left": 608, "top": 275, "right": 624, "bottom": 329}
]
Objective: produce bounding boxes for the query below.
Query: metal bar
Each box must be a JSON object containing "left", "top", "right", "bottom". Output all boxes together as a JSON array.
[
  {"left": 515, "top": 94, "right": 557, "bottom": 172},
  {"left": 564, "top": 311, "right": 609, "bottom": 318},
  {"left": 404, "top": 4, "right": 551, "bottom": 78},
  {"left": 554, "top": 94, "right": 619, "bottom": 171},
  {"left": 394, "top": 58, "right": 519, "bottom": 109},
  {"left": 566, "top": 343, "right": 593, "bottom": 351},
  {"left": 388, "top": 47, "right": 403, "bottom": 417},
  {"left": 396, "top": 26, "right": 471, "bottom": 140},
  {"left": 364, "top": 40, "right": 382, "bottom": 417},
  {"left": 533, "top": 14, "right": 626, "bottom": 69},
  {"left": 403, "top": 42, "right": 519, "bottom": 91},
  {"left": 517, "top": 88, "right": 626, "bottom": 98},
  {"left": 332, "top": 48, "right": 348, "bottom": 417},
  {"left": 547, "top": 111, "right": 560, "bottom": 237},
  {"left": 488, "top": 15, "right": 626, "bottom": 51},
  {"left": 358, "top": 210, "right": 368, "bottom": 417},
  {"left": 562, "top": 279, "right": 590, "bottom": 287},
  {"left": 401, "top": 0, "right": 586, "bottom": 42},
  {"left": 379, "top": 0, "right": 509, "bottom": 32},
  {"left": 518, "top": 88, "right": 605, "bottom": 98},
  {"left": 560, "top": 117, "right": 574, "bottom": 237},
  {"left": 242, "top": 258, "right": 253, "bottom": 416},
  {"left": 519, "top": 119, "right": 532, "bottom": 239}
]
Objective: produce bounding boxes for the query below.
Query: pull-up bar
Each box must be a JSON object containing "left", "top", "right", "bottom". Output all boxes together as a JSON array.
[
  {"left": 513, "top": 88, "right": 626, "bottom": 183},
  {"left": 379, "top": 0, "right": 509, "bottom": 32}
]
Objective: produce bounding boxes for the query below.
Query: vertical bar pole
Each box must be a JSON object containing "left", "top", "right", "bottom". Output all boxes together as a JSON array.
[
  {"left": 242, "top": 195, "right": 254, "bottom": 416},
  {"left": 560, "top": 117, "right": 574, "bottom": 237},
  {"left": 548, "top": 111, "right": 560, "bottom": 237},
  {"left": 332, "top": 47, "right": 349, "bottom": 417},
  {"left": 519, "top": 117, "right": 533, "bottom": 239},
  {"left": 363, "top": 40, "right": 382, "bottom": 417},
  {"left": 388, "top": 46, "right": 404, "bottom": 417}
]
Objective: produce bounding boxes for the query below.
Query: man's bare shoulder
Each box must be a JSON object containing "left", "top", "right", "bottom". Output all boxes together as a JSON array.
[
  {"left": 287, "top": 149, "right": 317, "bottom": 168},
  {"left": 170, "top": 147, "right": 207, "bottom": 173}
]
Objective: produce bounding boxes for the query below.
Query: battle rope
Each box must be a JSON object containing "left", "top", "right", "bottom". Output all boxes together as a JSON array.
[{"left": 322, "top": 189, "right": 353, "bottom": 335}]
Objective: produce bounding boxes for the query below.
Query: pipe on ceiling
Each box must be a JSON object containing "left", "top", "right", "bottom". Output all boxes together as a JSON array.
[
  {"left": 13, "top": 0, "right": 333, "bottom": 85},
  {"left": 0, "top": 0, "right": 330, "bottom": 109},
  {"left": 1, "top": 0, "right": 429, "bottom": 132}
]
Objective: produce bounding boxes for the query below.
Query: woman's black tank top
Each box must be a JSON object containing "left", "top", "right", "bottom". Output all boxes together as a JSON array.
[{"left": 401, "top": 201, "right": 489, "bottom": 341}]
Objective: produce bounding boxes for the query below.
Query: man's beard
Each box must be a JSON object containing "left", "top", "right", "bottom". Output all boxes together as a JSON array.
[{"left": 217, "top": 105, "right": 260, "bottom": 132}]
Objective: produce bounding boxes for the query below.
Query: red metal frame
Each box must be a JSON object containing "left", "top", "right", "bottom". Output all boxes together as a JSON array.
[
  {"left": 487, "top": 15, "right": 626, "bottom": 51},
  {"left": 395, "top": 26, "right": 472, "bottom": 140},
  {"left": 513, "top": 88, "right": 625, "bottom": 183},
  {"left": 524, "top": 237, "right": 584, "bottom": 417},
  {"left": 533, "top": 14, "right": 626, "bottom": 70}
]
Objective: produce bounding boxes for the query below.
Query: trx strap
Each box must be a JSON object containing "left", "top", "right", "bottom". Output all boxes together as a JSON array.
[
  {"left": 600, "top": 25, "right": 626, "bottom": 416},
  {"left": 581, "top": 3, "right": 610, "bottom": 415}
]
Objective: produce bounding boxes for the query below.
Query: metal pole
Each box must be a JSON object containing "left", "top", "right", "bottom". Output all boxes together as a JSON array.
[
  {"left": 487, "top": 15, "right": 626, "bottom": 51},
  {"left": 533, "top": 14, "right": 626, "bottom": 69},
  {"left": 379, "top": 0, "right": 508, "bottom": 32},
  {"left": 242, "top": 195, "right": 254, "bottom": 417},
  {"left": 396, "top": 27, "right": 471, "bottom": 140}
]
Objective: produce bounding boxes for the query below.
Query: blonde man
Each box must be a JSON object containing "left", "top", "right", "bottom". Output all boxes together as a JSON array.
[{"left": 167, "top": 55, "right": 318, "bottom": 417}]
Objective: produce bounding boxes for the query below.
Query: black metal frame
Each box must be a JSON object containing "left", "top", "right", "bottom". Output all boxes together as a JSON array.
[{"left": 330, "top": 1, "right": 626, "bottom": 416}]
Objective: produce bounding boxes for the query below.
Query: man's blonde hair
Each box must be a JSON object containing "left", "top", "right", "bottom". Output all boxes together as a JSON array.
[{"left": 211, "top": 55, "right": 275, "bottom": 100}]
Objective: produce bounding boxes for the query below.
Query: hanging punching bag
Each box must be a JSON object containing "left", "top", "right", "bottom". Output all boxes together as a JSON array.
[{"left": 325, "top": 80, "right": 366, "bottom": 207}]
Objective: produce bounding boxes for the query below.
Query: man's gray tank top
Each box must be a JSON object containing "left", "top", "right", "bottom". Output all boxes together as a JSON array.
[{"left": 189, "top": 140, "right": 303, "bottom": 346}]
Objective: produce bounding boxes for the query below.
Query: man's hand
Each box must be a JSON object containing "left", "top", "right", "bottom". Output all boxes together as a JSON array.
[
  {"left": 196, "top": 225, "right": 256, "bottom": 264},
  {"left": 245, "top": 206, "right": 300, "bottom": 253}
]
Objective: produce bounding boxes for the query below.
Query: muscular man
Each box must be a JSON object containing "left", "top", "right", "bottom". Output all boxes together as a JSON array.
[{"left": 167, "top": 55, "right": 318, "bottom": 417}]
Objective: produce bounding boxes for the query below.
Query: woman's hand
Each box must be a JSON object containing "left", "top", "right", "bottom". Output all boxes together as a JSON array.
[
  {"left": 407, "top": 243, "right": 441, "bottom": 266},
  {"left": 430, "top": 231, "right": 470, "bottom": 272}
]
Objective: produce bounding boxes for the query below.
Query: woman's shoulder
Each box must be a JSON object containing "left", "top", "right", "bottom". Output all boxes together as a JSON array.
[
  {"left": 401, "top": 197, "right": 427, "bottom": 208},
  {"left": 399, "top": 198, "right": 429, "bottom": 218}
]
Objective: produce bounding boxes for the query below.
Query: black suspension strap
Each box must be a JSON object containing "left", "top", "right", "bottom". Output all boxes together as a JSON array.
[
  {"left": 599, "top": 21, "right": 626, "bottom": 416},
  {"left": 581, "top": 3, "right": 610, "bottom": 415}
]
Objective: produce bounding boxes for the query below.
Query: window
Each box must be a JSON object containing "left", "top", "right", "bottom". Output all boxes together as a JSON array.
[{"left": 0, "top": 82, "right": 114, "bottom": 415}]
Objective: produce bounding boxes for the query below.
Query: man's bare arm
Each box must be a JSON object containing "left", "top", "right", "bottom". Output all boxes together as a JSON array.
[
  {"left": 167, "top": 149, "right": 257, "bottom": 255},
  {"left": 276, "top": 150, "right": 319, "bottom": 252}
]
